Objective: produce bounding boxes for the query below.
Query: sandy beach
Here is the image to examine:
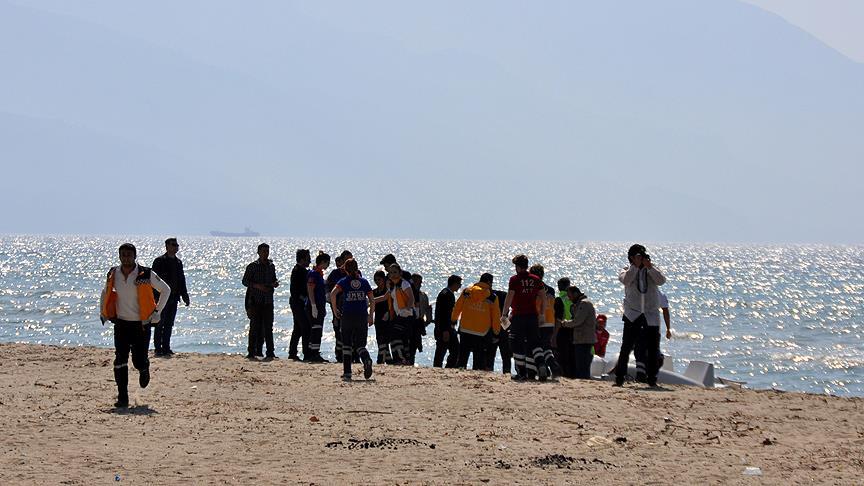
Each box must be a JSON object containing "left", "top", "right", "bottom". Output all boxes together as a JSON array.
[{"left": 0, "top": 343, "right": 861, "bottom": 484}]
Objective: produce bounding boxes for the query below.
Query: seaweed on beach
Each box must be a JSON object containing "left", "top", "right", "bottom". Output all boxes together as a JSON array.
[
  {"left": 530, "top": 454, "right": 617, "bottom": 470},
  {"left": 325, "top": 437, "right": 436, "bottom": 450}
]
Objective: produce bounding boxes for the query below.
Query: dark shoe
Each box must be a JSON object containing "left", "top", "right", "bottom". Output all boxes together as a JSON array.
[
  {"left": 246, "top": 354, "right": 258, "bottom": 361},
  {"left": 115, "top": 395, "right": 129, "bottom": 408},
  {"left": 363, "top": 358, "right": 373, "bottom": 380},
  {"left": 263, "top": 355, "right": 278, "bottom": 362},
  {"left": 341, "top": 374, "right": 352, "bottom": 382},
  {"left": 538, "top": 365, "right": 549, "bottom": 381},
  {"left": 613, "top": 377, "right": 625, "bottom": 387},
  {"left": 165, "top": 349, "right": 175, "bottom": 356},
  {"left": 139, "top": 369, "right": 150, "bottom": 389},
  {"left": 288, "top": 354, "right": 301, "bottom": 362},
  {"left": 511, "top": 374, "right": 527, "bottom": 382}
]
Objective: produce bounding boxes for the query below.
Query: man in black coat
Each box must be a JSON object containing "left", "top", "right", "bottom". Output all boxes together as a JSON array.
[
  {"left": 151, "top": 238, "right": 190, "bottom": 356},
  {"left": 433, "top": 275, "right": 462, "bottom": 368}
]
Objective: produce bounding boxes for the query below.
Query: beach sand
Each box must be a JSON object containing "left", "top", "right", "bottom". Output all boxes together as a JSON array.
[{"left": 0, "top": 343, "right": 861, "bottom": 484}]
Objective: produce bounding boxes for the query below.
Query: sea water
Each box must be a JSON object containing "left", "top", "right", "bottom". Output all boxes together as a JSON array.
[{"left": 0, "top": 235, "right": 861, "bottom": 396}]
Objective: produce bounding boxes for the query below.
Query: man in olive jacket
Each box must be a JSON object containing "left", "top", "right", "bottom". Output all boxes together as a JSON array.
[{"left": 556, "top": 286, "right": 597, "bottom": 379}]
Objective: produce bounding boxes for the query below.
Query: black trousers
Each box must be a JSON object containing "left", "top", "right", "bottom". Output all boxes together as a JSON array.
[
  {"left": 573, "top": 343, "right": 594, "bottom": 379},
  {"left": 406, "top": 318, "right": 424, "bottom": 365},
  {"left": 433, "top": 327, "right": 459, "bottom": 368},
  {"left": 389, "top": 315, "right": 412, "bottom": 362},
  {"left": 288, "top": 298, "right": 309, "bottom": 357},
  {"left": 553, "top": 328, "right": 574, "bottom": 378},
  {"left": 340, "top": 314, "right": 371, "bottom": 375},
  {"left": 456, "top": 332, "right": 486, "bottom": 370},
  {"left": 615, "top": 314, "right": 659, "bottom": 383},
  {"left": 114, "top": 320, "right": 151, "bottom": 398},
  {"left": 538, "top": 326, "right": 560, "bottom": 376},
  {"left": 485, "top": 328, "right": 512, "bottom": 373},
  {"left": 248, "top": 302, "right": 274, "bottom": 357},
  {"left": 333, "top": 316, "right": 343, "bottom": 361},
  {"left": 638, "top": 326, "right": 661, "bottom": 384},
  {"left": 509, "top": 314, "right": 544, "bottom": 378},
  {"left": 374, "top": 318, "right": 392, "bottom": 364},
  {"left": 153, "top": 297, "right": 178, "bottom": 353},
  {"left": 306, "top": 304, "right": 326, "bottom": 357}
]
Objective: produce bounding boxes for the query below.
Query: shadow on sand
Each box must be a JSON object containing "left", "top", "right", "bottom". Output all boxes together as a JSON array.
[
  {"left": 105, "top": 404, "right": 159, "bottom": 416},
  {"left": 636, "top": 385, "right": 674, "bottom": 393}
]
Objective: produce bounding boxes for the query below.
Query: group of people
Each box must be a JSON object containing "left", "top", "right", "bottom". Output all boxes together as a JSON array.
[{"left": 99, "top": 239, "right": 670, "bottom": 407}]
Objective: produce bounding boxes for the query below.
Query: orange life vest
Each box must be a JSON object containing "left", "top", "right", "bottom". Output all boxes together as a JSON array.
[{"left": 101, "top": 266, "right": 157, "bottom": 322}]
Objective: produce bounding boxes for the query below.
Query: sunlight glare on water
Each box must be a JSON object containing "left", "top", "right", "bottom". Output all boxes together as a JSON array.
[{"left": 0, "top": 235, "right": 861, "bottom": 396}]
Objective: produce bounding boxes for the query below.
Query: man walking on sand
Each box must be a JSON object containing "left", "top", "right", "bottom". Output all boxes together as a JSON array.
[
  {"left": 613, "top": 244, "right": 666, "bottom": 387},
  {"left": 151, "top": 238, "right": 190, "bottom": 357},
  {"left": 100, "top": 243, "right": 172, "bottom": 408}
]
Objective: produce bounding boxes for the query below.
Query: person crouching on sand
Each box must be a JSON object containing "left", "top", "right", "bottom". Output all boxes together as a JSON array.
[
  {"left": 329, "top": 258, "right": 375, "bottom": 381},
  {"left": 594, "top": 314, "right": 610, "bottom": 358},
  {"left": 100, "top": 243, "right": 171, "bottom": 408}
]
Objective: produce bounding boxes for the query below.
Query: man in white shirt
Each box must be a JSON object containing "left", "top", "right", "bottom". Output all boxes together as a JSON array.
[
  {"left": 613, "top": 244, "right": 666, "bottom": 387},
  {"left": 100, "top": 243, "right": 171, "bottom": 408}
]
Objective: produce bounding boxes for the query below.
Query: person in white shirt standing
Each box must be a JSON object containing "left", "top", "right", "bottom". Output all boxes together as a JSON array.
[
  {"left": 613, "top": 244, "right": 666, "bottom": 387},
  {"left": 100, "top": 243, "right": 171, "bottom": 408},
  {"left": 634, "top": 288, "right": 673, "bottom": 381}
]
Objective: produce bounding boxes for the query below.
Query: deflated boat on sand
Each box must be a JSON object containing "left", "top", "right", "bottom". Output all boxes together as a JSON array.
[{"left": 591, "top": 355, "right": 725, "bottom": 388}]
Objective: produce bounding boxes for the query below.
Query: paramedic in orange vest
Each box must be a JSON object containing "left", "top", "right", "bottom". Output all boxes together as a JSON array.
[{"left": 100, "top": 243, "right": 171, "bottom": 408}]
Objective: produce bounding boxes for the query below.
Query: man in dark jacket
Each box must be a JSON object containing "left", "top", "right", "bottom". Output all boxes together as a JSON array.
[
  {"left": 433, "top": 275, "right": 462, "bottom": 368},
  {"left": 242, "top": 243, "right": 280, "bottom": 360},
  {"left": 151, "top": 238, "right": 190, "bottom": 356},
  {"left": 288, "top": 249, "right": 311, "bottom": 361}
]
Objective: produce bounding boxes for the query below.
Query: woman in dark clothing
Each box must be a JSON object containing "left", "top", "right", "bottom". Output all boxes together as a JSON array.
[{"left": 330, "top": 259, "right": 375, "bottom": 381}]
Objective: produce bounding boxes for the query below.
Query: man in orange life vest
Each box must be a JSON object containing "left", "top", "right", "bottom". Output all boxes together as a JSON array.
[{"left": 100, "top": 243, "right": 172, "bottom": 408}]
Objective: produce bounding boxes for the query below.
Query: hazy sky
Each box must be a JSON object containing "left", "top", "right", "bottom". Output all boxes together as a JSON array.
[
  {"left": 742, "top": 0, "right": 864, "bottom": 62},
  {"left": 1, "top": 1, "right": 862, "bottom": 243}
]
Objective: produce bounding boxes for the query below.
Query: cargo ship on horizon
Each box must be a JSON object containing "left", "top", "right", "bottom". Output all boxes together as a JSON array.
[{"left": 209, "top": 227, "right": 260, "bottom": 237}]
